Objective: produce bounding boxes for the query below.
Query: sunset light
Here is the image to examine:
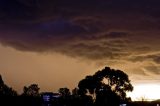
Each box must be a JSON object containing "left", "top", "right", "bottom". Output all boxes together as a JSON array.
[{"left": 128, "top": 84, "right": 160, "bottom": 101}]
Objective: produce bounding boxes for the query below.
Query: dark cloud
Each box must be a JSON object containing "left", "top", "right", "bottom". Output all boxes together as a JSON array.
[
  {"left": 1, "top": 0, "right": 160, "bottom": 23},
  {"left": 0, "top": 0, "right": 160, "bottom": 78}
]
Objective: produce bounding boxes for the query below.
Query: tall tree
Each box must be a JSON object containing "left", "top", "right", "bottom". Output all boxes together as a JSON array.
[{"left": 78, "top": 67, "right": 133, "bottom": 105}]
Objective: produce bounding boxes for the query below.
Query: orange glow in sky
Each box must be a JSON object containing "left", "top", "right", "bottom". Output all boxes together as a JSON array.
[{"left": 127, "top": 84, "right": 160, "bottom": 101}]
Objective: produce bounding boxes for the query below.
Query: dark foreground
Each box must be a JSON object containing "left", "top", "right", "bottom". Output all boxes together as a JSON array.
[{"left": 0, "top": 97, "right": 160, "bottom": 106}]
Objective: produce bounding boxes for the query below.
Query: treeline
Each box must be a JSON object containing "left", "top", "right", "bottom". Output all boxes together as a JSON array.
[{"left": 0, "top": 67, "right": 134, "bottom": 106}]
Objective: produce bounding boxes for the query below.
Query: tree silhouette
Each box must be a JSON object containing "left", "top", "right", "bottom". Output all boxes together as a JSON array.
[
  {"left": 78, "top": 67, "right": 133, "bottom": 106},
  {"left": 58, "top": 87, "right": 71, "bottom": 97},
  {"left": 0, "top": 75, "right": 17, "bottom": 96},
  {"left": 72, "top": 88, "right": 79, "bottom": 96},
  {"left": 22, "top": 84, "right": 40, "bottom": 97},
  {"left": 58, "top": 87, "right": 71, "bottom": 106}
]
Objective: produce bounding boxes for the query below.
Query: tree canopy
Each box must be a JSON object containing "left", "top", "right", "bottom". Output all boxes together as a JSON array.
[
  {"left": 78, "top": 67, "right": 133, "bottom": 105},
  {"left": 58, "top": 87, "right": 71, "bottom": 97},
  {"left": 22, "top": 84, "right": 40, "bottom": 97}
]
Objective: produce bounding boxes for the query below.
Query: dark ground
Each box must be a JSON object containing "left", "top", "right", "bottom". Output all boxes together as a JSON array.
[{"left": 0, "top": 97, "right": 160, "bottom": 106}]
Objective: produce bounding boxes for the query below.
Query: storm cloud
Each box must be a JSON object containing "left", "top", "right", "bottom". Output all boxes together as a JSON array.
[{"left": 1, "top": 0, "right": 160, "bottom": 79}]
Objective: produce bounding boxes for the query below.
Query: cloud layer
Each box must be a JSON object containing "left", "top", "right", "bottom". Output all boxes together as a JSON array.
[{"left": 1, "top": 0, "right": 160, "bottom": 81}]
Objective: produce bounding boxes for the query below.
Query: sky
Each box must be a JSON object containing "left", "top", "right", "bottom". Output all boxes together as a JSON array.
[{"left": 0, "top": 0, "right": 160, "bottom": 100}]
